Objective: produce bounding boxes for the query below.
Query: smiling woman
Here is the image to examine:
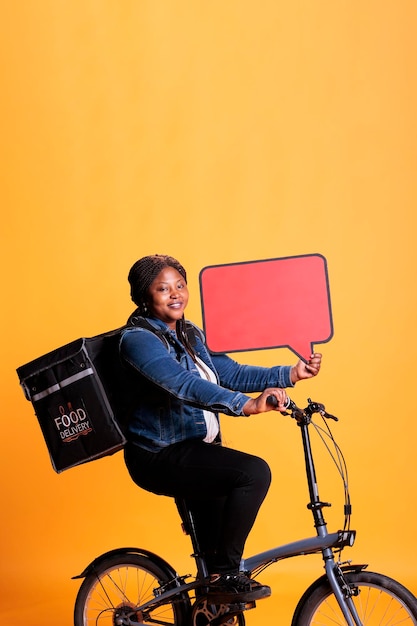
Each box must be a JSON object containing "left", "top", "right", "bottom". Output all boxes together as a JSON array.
[
  {"left": 147, "top": 267, "right": 189, "bottom": 328},
  {"left": 118, "top": 253, "right": 322, "bottom": 604},
  {"left": 128, "top": 256, "right": 190, "bottom": 330}
]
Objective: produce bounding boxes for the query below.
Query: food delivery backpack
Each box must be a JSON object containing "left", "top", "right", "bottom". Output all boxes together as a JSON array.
[{"left": 16, "top": 315, "right": 196, "bottom": 473}]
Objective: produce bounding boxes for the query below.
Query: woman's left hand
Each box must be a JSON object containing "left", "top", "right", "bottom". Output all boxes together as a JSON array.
[{"left": 290, "top": 353, "right": 322, "bottom": 383}]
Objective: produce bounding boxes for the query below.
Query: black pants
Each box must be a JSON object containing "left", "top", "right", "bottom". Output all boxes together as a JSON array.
[{"left": 124, "top": 439, "right": 271, "bottom": 574}]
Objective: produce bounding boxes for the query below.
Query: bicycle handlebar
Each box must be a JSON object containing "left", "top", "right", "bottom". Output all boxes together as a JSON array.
[{"left": 266, "top": 395, "right": 338, "bottom": 421}]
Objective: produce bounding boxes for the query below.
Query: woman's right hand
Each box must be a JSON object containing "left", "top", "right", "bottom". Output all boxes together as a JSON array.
[{"left": 242, "top": 388, "right": 289, "bottom": 416}]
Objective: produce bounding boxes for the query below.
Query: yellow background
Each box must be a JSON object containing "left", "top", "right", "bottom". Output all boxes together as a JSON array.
[{"left": 1, "top": 1, "right": 416, "bottom": 624}]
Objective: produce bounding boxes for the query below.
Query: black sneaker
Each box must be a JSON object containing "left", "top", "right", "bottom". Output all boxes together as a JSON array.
[{"left": 206, "top": 572, "right": 271, "bottom": 603}]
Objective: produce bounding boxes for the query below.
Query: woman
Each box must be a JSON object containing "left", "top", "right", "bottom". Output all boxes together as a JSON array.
[{"left": 120, "top": 254, "right": 322, "bottom": 603}]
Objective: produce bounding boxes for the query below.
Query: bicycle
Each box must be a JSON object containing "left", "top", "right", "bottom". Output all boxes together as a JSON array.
[{"left": 72, "top": 398, "right": 417, "bottom": 625}]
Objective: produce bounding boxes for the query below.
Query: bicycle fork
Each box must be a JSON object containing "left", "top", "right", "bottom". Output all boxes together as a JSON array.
[{"left": 323, "top": 549, "right": 364, "bottom": 626}]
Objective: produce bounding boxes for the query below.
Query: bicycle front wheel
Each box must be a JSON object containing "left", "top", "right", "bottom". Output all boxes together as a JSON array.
[
  {"left": 292, "top": 570, "right": 417, "bottom": 625},
  {"left": 74, "top": 553, "right": 190, "bottom": 626}
]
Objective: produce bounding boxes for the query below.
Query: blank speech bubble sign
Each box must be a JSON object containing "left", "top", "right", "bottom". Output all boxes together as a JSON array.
[{"left": 199, "top": 254, "right": 333, "bottom": 362}]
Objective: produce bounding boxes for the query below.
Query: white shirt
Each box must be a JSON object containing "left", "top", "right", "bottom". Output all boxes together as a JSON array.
[{"left": 194, "top": 356, "right": 220, "bottom": 443}]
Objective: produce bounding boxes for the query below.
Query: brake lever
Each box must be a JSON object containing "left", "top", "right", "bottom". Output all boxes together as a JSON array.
[{"left": 322, "top": 410, "right": 338, "bottom": 421}]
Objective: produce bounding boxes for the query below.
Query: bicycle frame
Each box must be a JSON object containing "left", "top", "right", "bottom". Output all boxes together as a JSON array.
[{"left": 74, "top": 400, "right": 367, "bottom": 625}]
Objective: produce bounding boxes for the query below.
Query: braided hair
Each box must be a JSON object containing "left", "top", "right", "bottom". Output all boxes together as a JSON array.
[{"left": 128, "top": 254, "right": 196, "bottom": 357}]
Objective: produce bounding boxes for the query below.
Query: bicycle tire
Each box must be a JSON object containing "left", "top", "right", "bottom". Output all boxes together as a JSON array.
[
  {"left": 73, "top": 553, "right": 190, "bottom": 626},
  {"left": 291, "top": 570, "right": 417, "bottom": 625}
]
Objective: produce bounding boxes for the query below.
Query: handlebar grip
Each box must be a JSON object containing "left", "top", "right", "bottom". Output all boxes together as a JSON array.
[
  {"left": 266, "top": 395, "right": 278, "bottom": 408},
  {"left": 266, "top": 395, "right": 294, "bottom": 410}
]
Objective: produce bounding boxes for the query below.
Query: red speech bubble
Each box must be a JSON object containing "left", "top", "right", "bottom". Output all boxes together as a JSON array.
[{"left": 199, "top": 254, "right": 333, "bottom": 362}]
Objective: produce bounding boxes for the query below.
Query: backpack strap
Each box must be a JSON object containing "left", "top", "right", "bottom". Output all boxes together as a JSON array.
[{"left": 126, "top": 311, "right": 170, "bottom": 350}]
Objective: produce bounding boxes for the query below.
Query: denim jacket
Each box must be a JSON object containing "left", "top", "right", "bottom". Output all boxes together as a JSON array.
[{"left": 119, "top": 317, "right": 294, "bottom": 452}]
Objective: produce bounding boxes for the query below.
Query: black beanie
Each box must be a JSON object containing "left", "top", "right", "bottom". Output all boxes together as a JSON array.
[{"left": 128, "top": 254, "right": 187, "bottom": 311}]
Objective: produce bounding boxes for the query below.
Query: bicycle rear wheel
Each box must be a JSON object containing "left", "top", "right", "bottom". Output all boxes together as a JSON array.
[
  {"left": 74, "top": 553, "right": 190, "bottom": 626},
  {"left": 291, "top": 570, "right": 417, "bottom": 625}
]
